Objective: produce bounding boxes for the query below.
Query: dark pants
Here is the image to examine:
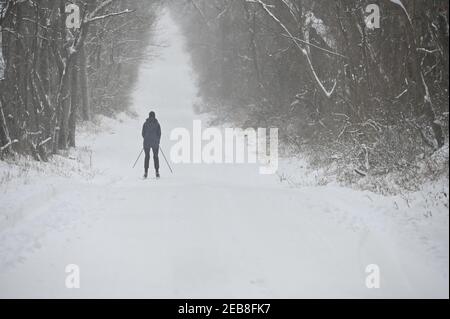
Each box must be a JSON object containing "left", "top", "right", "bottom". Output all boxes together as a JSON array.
[{"left": 144, "top": 145, "right": 160, "bottom": 173}]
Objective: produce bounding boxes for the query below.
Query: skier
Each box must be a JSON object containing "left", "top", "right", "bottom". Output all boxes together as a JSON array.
[{"left": 142, "top": 111, "right": 161, "bottom": 179}]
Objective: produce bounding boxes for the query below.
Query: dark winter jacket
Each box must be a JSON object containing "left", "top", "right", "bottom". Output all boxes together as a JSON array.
[{"left": 142, "top": 117, "right": 161, "bottom": 148}]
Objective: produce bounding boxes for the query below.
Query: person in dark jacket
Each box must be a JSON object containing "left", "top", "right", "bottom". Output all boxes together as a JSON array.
[{"left": 142, "top": 111, "right": 161, "bottom": 179}]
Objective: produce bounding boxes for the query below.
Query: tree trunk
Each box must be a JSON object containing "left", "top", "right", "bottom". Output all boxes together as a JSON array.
[
  {"left": 0, "top": 97, "right": 11, "bottom": 148},
  {"left": 79, "top": 45, "right": 91, "bottom": 121},
  {"left": 69, "top": 56, "right": 79, "bottom": 148},
  {"left": 58, "top": 66, "right": 72, "bottom": 150}
]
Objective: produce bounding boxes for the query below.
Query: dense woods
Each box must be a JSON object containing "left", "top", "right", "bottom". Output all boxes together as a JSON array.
[
  {"left": 1, "top": 0, "right": 448, "bottom": 188},
  {"left": 171, "top": 0, "right": 449, "bottom": 185},
  {"left": 0, "top": 0, "right": 162, "bottom": 160}
]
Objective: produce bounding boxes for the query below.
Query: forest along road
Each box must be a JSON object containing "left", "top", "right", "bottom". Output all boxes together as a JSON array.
[{"left": 0, "top": 12, "right": 448, "bottom": 298}]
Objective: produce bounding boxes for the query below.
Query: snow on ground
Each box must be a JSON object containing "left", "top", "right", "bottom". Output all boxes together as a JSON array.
[{"left": 0, "top": 11, "right": 448, "bottom": 299}]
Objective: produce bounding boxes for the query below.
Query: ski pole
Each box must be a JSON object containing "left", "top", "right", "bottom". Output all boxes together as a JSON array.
[
  {"left": 132, "top": 148, "right": 144, "bottom": 168},
  {"left": 159, "top": 146, "right": 173, "bottom": 174}
]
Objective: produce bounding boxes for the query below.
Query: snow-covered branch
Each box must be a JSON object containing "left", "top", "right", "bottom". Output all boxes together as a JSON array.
[
  {"left": 390, "top": 0, "right": 412, "bottom": 26},
  {"left": 88, "top": 0, "right": 115, "bottom": 21},
  {"left": 85, "top": 9, "right": 135, "bottom": 25},
  {"left": 0, "top": 138, "right": 18, "bottom": 151},
  {"left": 247, "top": 0, "right": 338, "bottom": 98},
  {"left": 280, "top": 33, "right": 347, "bottom": 59},
  {"left": 189, "top": 0, "right": 211, "bottom": 29}
]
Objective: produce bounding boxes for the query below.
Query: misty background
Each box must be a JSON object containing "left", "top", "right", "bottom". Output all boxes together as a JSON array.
[
  {"left": 0, "top": 0, "right": 448, "bottom": 299},
  {"left": 1, "top": 0, "right": 449, "bottom": 193}
]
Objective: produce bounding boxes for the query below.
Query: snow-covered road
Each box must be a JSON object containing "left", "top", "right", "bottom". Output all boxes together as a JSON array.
[{"left": 0, "top": 12, "right": 448, "bottom": 299}]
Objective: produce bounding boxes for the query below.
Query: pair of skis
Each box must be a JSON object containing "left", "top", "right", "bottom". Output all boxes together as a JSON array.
[{"left": 142, "top": 175, "right": 160, "bottom": 181}]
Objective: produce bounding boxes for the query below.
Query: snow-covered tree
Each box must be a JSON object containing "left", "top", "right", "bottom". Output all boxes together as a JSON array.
[
  {"left": 0, "top": 0, "right": 163, "bottom": 158},
  {"left": 171, "top": 0, "right": 449, "bottom": 178}
]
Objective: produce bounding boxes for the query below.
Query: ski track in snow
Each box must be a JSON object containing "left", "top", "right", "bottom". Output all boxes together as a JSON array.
[{"left": 0, "top": 11, "right": 448, "bottom": 299}]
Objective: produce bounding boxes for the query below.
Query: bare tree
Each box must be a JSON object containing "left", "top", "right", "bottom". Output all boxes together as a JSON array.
[
  {"left": 0, "top": 0, "right": 163, "bottom": 159},
  {"left": 171, "top": 0, "right": 449, "bottom": 180}
]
